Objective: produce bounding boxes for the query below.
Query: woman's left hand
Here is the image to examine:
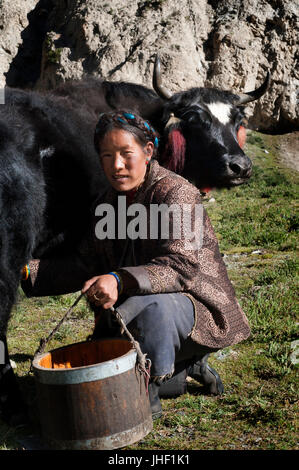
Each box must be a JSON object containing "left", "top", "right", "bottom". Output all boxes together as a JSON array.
[{"left": 82, "top": 274, "right": 118, "bottom": 309}]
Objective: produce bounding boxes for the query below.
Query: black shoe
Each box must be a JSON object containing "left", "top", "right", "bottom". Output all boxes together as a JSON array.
[
  {"left": 188, "top": 354, "right": 224, "bottom": 396},
  {"left": 158, "top": 368, "right": 188, "bottom": 398},
  {"left": 148, "top": 382, "right": 162, "bottom": 420}
]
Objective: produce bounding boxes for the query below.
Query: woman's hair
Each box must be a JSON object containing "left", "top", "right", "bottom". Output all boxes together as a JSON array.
[{"left": 94, "top": 110, "right": 160, "bottom": 158}]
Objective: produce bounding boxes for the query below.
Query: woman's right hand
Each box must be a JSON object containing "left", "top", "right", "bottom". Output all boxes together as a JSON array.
[{"left": 82, "top": 274, "right": 119, "bottom": 309}]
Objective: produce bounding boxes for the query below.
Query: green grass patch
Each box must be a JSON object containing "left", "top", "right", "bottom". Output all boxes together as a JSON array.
[
  {"left": 1, "top": 131, "right": 298, "bottom": 450},
  {"left": 208, "top": 132, "right": 299, "bottom": 252}
]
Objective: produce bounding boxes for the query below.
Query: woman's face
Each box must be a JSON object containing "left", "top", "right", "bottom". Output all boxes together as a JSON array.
[{"left": 99, "top": 128, "right": 154, "bottom": 192}]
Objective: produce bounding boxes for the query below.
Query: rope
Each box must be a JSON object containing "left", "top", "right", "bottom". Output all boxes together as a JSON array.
[
  {"left": 109, "top": 307, "right": 151, "bottom": 388},
  {"left": 31, "top": 292, "right": 85, "bottom": 362}
]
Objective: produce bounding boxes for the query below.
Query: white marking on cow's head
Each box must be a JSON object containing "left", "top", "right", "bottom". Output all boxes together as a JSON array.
[{"left": 207, "top": 102, "right": 232, "bottom": 125}]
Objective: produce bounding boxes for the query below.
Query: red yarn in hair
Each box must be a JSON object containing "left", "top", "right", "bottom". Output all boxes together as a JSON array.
[
  {"left": 237, "top": 125, "right": 246, "bottom": 149},
  {"left": 162, "top": 129, "right": 186, "bottom": 174}
]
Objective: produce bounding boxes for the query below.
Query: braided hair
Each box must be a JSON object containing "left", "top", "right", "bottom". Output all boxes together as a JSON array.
[{"left": 94, "top": 110, "right": 160, "bottom": 158}]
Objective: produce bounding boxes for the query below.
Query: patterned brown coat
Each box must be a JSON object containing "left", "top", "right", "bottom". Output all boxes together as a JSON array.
[{"left": 23, "top": 160, "right": 251, "bottom": 350}]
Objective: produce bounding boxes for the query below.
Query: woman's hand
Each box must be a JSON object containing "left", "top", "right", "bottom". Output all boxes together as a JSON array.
[{"left": 82, "top": 274, "right": 118, "bottom": 309}]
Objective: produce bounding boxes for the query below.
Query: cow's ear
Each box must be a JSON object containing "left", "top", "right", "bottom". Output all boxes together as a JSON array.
[
  {"left": 161, "top": 127, "right": 186, "bottom": 174},
  {"left": 237, "top": 125, "right": 246, "bottom": 149}
]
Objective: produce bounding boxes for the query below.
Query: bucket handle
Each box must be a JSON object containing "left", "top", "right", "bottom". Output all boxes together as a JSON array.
[
  {"left": 32, "top": 292, "right": 85, "bottom": 360},
  {"left": 31, "top": 296, "right": 151, "bottom": 390},
  {"left": 108, "top": 307, "right": 151, "bottom": 387}
]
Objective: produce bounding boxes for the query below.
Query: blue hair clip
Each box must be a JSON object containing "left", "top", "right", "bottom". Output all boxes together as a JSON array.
[
  {"left": 154, "top": 136, "right": 159, "bottom": 148},
  {"left": 144, "top": 122, "right": 151, "bottom": 131},
  {"left": 117, "top": 117, "right": 126, "bottom": 123},
  {"left": 123, "top": 112, "right": 135, "bottom": 120}
]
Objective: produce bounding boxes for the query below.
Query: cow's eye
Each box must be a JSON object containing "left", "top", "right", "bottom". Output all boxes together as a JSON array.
[
  {"left": 197, "top": 110, "right": 212, "bottom": 128},
  {"left": 183, "top": 111, "right": 199, "bottom": 122},
  {"left": 181, "top": 109, "right": 211, "bottom": 128},
  {"left": 234, "top": 111, "right": 246, "bottom": 130}
]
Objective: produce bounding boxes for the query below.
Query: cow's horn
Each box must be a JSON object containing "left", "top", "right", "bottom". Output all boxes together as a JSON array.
[
  {"left": 153, "top": 55, "right": 172, "bottom": 100},
  {"left": 236, "top": 72, "right": 271, "bottom": 105},
  {"left": 165, "top": 113, "right": 182, "bottom": 128}
]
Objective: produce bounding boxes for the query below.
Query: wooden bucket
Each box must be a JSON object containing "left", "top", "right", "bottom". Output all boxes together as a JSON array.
[{"left": 32, "top": 338, "right": 153, "bottom": 450}]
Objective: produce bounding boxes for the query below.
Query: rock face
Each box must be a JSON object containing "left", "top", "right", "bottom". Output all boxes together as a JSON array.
[
  {"left": 0, "top": 0, "right": 52, "bottom": 89},
  {"left": 0, "top": 0, "right": 35, "bottom": 87},
  {"left": 1, "top": 0, "right": 298, "bottom": 133}
]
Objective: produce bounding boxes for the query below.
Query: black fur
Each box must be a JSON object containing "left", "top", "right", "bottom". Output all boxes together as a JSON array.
[{"left": 0, "top": 84, "right": 109, "bottom": 424}]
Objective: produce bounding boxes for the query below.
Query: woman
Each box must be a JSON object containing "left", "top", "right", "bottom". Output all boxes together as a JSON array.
[{"left": 22, "top": 111, "right": 251, "bottom": 419}]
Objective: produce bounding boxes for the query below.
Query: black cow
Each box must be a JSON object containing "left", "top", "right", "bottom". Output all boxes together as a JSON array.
[
  {"left": 0, "top": 56, "right": 270, "bottom": 425},
  {"left": 51, "top": 56, "right": 270, "bottom": 191}
]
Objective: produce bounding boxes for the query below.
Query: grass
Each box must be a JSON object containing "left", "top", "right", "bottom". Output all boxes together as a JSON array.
[{"left": 1, "top": 130, "right": 298, "bottom": 451}]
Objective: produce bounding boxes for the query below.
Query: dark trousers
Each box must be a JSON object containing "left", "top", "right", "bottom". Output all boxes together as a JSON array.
[{"left": 93, "top": 293, "right": 211, "bottom": 381}]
